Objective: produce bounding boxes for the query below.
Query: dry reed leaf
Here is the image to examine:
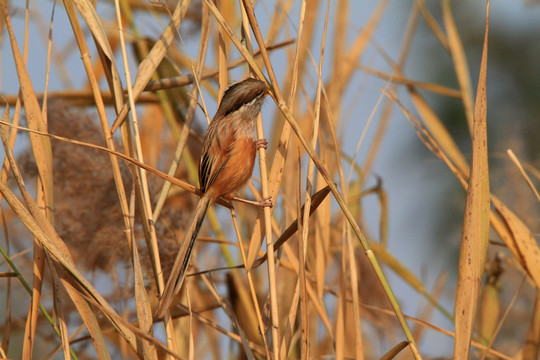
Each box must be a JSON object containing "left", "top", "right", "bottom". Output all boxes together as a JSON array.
[
  {"left": 357, "top": 65, "right": 461, "bottom": 98},
  {"left": 314, "top": 175, "right": 332, "bottom": 299},
  {"left": 523, "top": 290, "right": 540, "bottom": 359},
  {"left": 131, "top": 232, "right": 157, "bottom": 359},
  {"left": 332, "top": 0, "right": 348, "bottom": 94},
  {"left": 489, "top": 212, "right": 521, "bottom": 265},
  {"left": 152, "top": 3, "right": 211, "bottom": 221},
  {"left": 1, "top": 124, "right": 131, "bottom": 357},
  {"left": 95, "top": 24, "right": 125, "bottom": 113},
  {"left": 0, "top": 105, "right": 19, "bottom": 192},
  {"left": 369, "top": 243, "right": 428, "bottom": 295},
  {"left": 374, "top": 9, "right": 469, "bottom": 179},
  {"left": 1, "top": 106, "right": 27, "bottom": 355},
  {"left": 393, "top": 73, "right": 540, "bottom": 341},
  {"left": 230, "top": 212, "right": 272, "bottom": 357},
  {"left": 252, "top": 186, "right": 331, "bottom": 267},
  {"left": 57, "top": 5, "right": 163, "bottom": 349},
  {"left": 387, "top": 79, "right": 492, "bottom": 360},
  {"left": 418, "top": 0, "right": 449, "bottom": 50},
  {"left": 344, "top": 234, "right": 364, "bottom": 358},
  {"left": 24, "top": 242, "right": 46, "bottom": 360},
  {"left": 49, "top": 267, "right": 72, "bottom": 360},
  {"left": 277, "top": 162, "right": 312, "bottom": 356},
  {"left": 111, "top": 0, "right": 192, "bottom": 132},
  {"left": 237, "top": 4, "right": 282, "bottom": 357},
  {"left": 392, "top": 72, "right": 540, "bottom": 357},
  {"left": 77, "top": 290, "right": 182, "bottom": 358},
  {"left": 492, "top": 196, "right": 540, "bottom": 289},
  {"left": 301, "top": 2, "right": 329, "bottom": 345},
  {"left": 364, "top": 303, "right": 513, "bottom": 360},
  {"left": 61, "top": 277, "right": 112, "bottom": 360},
  {"left": 245, "top": 106, "right": 291, "bottom": 268},
  {"left": 1, "top": 6, "right": 55, "bottom": 356},
  {"left": 379, "top": 341, "right": 409, "bottom": 360},
  {"left": 7, "top": 130, "right": 163, "bottom": 357},
  {"left": 72, "top": 0, "right": 116, "bottom": 63},
  {"left": 314, "top": 2, "right": 364, "bottom": 353},
  {"left": 112, "top": 5, "right": 158, "bottom": 358},
  {"left": 408, "top": 88, "right": 469, "bottom": 175},
  {"left": 313, "top": 95, "right": 340, "bottom": 308},
  {"left": 453, "top": 2, "right": 490, "bottom": 357},
  {"left": 149, "top": 5, "right": 213, "bottom": 349},
  {"left": 62, "top": 0, "right": 133, "bottom": 228},
  {"left": 278, "top": 272, "right": 302, "bottom": 359},
  {"left": 266, "top": 117, "right": 421, "bottom": 355},
  {"left": 0, "top": 180, "right": 113, "bottom": 359},
  {"left": 297, "top": 156, "right": 310, "bottom": 359},
  {"left": 1, "top": 2, "right": 53, "bottom": 208},
  {"left": 261, "top": 46, "right": 422, "bottom": 360},
  {"left": 443, "top": 0, "right": 475, "bottom": 133}
]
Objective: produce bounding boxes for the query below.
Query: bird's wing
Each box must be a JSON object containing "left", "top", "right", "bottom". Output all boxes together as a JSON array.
[{"left": 199, "top": 125, "right": 236, "bottom": 193}]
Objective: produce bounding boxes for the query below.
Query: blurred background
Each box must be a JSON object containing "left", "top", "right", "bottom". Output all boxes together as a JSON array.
[{"left": 1, "top": 0, "right": 540, "bottom": 358}]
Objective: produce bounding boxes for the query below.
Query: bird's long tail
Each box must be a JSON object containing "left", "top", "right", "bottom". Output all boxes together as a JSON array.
[{"left": 156, "top": 194, "right": 212, "bottom": 318}]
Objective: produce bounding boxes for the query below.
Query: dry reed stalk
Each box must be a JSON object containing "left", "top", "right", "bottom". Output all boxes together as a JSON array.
[
  {"left": 2, "top": 0, "right": 538, "bottom": 358},
  {"left": 1, "top": 4, "right": 54, "bottom": 358},
  {"left": 114, "top": 2, "right": 157, "bottom": 358},
  {"left": 524, "top": 290, "right": 540, "bottom": 359},
  {"left": 507, "top": 149, "right": 540, "bottom": 203},
  {"left": 443, "top": 0, "right": 475, "bottom": 135}
]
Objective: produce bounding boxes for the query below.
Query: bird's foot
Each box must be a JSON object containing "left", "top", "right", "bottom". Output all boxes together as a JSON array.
[{"left": 256, "top": 139, "right": 268, "bottom": 150}]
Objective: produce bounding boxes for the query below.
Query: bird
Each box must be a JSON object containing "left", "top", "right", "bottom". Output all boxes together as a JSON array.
[{"left": 156, "top": 77, "right": 270, "bottom": 318}]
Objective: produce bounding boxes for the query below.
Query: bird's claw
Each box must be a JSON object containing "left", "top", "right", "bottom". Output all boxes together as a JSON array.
[
  {"left": 259, "top": 196, "right": 273, "bottom": 208},
  {"left": 256, "top": 139, "right": 268, "bottom": 150}
]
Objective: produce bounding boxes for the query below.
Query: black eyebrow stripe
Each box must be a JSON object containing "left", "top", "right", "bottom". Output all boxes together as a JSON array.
[
  {"left": 222, "top": 93, "right": 263, "bottom": 116},
  {"left": 215, "top": 79, "right": 268, "bottom": 117}
]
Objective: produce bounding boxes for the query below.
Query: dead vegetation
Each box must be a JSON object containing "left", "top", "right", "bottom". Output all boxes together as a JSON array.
[{"left": 0, "top": 0, "right": 539, "bottom": 359}]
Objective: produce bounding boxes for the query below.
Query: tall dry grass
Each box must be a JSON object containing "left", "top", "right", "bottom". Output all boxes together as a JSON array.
[{"left": 0, "top": 0, "right": 539, "bottom": 359}]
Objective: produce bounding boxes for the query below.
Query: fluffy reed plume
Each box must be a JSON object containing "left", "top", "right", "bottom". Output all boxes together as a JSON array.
[
  {"left": 19, "top": 100, "right": 193, "bottom": 277},
  {"left": 47, "top": 100, "right": 132, "bottom": 270}
]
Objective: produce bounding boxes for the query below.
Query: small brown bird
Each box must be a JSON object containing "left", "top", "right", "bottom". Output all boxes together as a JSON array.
[{"left": 156, "top": 78, "right": 270, "bottom": 318}]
